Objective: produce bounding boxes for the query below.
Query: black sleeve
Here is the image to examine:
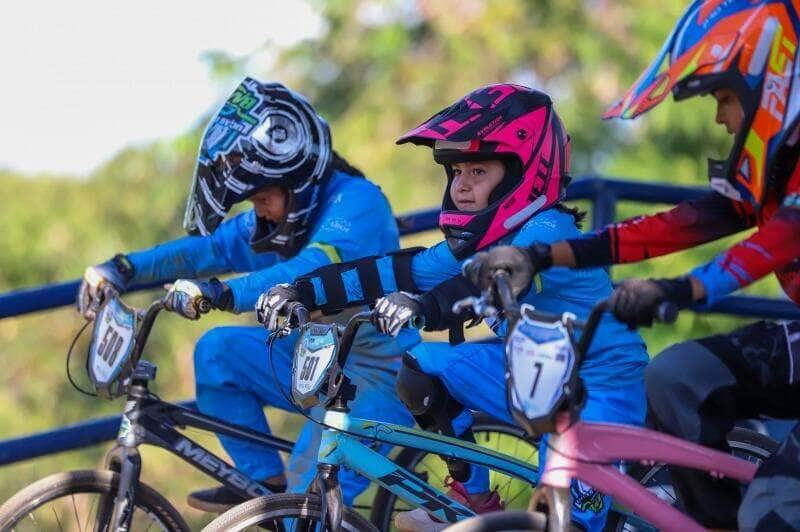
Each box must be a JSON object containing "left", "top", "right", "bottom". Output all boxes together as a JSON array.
[{"left": 419, "top": 275, "right": 480, "bottom": 331}]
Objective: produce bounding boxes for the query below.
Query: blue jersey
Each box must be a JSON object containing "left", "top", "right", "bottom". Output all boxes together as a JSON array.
[
  {"left": 308, "top": 208, "right": 648, "bottom": 386},
  {"left": 125, "top": 170, "right": 420, "bottom": 353},
  {"left": 127, "top": 171, "right": 397, "bottom": 310}
]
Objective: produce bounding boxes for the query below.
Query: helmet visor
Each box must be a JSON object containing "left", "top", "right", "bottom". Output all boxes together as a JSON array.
[
  {"left": 604, "top": 2, "right": 739, "bottom": 120},
  {"left": 183, "top": 79, "right": 268, "bottom": 235}
]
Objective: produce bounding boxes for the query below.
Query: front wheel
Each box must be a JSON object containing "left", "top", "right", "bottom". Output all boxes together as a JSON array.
[
  {"left": 0, "top": 469, "right": 188, "bottom": 531},
  {"left": 202, "top": 493, "right": 378, "bottom": 532}
]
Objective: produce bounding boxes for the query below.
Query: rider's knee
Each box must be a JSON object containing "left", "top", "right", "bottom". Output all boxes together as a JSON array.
[
  {"left": 645, "top": 342, "right": 693, "bottom": 397},
  {"left": 646, "top": 340, "right": 738, "bottom": 439},
  {"left": 395, "top": 354, "right": 450, "bottom": 418}
]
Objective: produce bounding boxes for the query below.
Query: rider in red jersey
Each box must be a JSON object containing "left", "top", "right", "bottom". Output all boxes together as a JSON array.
[{"left": 470, "top": 2, "right": 800, "bottom": 529}]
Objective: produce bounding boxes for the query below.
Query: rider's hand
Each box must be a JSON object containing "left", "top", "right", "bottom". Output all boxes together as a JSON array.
[
  {"left": 462, "top": 244, "right": 549, "bottom": 296},
  {"left": 372, "top": 292, "right": 424, "bottom": 337},
  {"left": 256, "top": 284, "right": 301, "bottom": 334},
  {"left": 77, "top": 254, "right": 135, "bottom": 320},
  {"left": 609, "top": 277, "right": 692, "bottom": 328},
  {"left": 164, "top": 278, "right": 231, "bottom": 320}
]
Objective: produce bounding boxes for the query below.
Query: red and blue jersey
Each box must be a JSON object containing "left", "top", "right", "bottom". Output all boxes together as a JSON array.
[{"left": 569, "top": 167, "right": 800, "bottom": 305}]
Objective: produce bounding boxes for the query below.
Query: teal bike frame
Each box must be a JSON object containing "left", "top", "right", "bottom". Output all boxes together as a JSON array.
[{"left": 315, "top": 409, "right": 539, "bottom": 524}]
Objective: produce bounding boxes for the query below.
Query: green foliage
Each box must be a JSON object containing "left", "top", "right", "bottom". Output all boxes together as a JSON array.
[{"left": 0, "top": 1, "right": 788, "bottom": 526}]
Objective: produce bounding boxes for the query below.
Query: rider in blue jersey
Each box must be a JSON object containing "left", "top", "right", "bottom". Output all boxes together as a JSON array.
[
  {"left": 76, "top": 78, "right": 415, "bottom": 512},
  {"left": 258, "top": 84, "right": 649, "bottom": 531}
]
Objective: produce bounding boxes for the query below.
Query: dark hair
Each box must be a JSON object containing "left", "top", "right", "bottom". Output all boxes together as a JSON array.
[
  {"left": 331, "top": 150, "right": 365, "bottom": 178},
  {"left": 554, "top": 202, "right": 588, "bottom": 229}
]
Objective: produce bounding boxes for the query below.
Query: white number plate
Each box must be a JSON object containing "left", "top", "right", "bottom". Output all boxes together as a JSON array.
[
  {"left": 88, "top": 296, "right": 136, "bottom": 386},
  {"left": 506, "top": 305, "right": 575, "bottom": 420},
  {"left": 292, "top": 325, "right": 338, "bottom": 406}
]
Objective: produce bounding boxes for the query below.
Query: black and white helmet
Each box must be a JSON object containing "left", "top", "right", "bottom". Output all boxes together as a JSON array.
[{"left": 184, "top": 77, "right": 333, "bottom": 256}]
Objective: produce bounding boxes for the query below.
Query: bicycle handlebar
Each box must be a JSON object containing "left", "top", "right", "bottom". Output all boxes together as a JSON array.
[
  {"left": 485, "top": 268, "right": 679, "bottom": 355},
  {"left": 130, "top": 299, "right": 166, "bottom": 364},
  {"left": 282, "top": 304, "right": 372, "bottom": 368}
]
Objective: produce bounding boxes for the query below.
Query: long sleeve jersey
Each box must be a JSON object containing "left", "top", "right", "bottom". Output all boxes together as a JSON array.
[
  {"left": 304, "top": 208, "right": 649, "bottom": 386},
  {"left": 126, "top": 171, "right": 402, "bottom": 313},
  {"left": 568, "top": 166, "right": 800, "bottom": 306}
]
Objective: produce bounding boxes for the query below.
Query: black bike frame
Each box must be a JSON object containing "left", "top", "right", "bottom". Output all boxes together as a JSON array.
[{"left": 105, "top": 362, "right": 294, "bottom": 530}]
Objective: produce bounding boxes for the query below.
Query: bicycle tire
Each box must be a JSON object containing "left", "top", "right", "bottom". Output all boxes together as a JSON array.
[
  {"left": 0, "top": 469, "right": 188, "bottom": 531},
  {"left": 443, "top": 509, "right": 548, "bottom": 532},
  {"left": 201, "top": 493, "right": 377, "bottom": 532},
  {"left": 370, "top": 412, "right": 539, "bottom": 531},
  {"left": 606, "top": 427, "right": 778, "bottom": 532}
]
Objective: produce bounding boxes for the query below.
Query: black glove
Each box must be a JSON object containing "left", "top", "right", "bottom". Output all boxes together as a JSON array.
[
  {"left": 372, "top": 292, "right": 424, "bottom": 337},
  {"left": 255, "top": 284, "right": 301, "bottom": 335},
  {"left": 463, "top": 244, "right": 550, "bottom": 297},
  {"left": 609, "top": 277, "right": 692, "bottom": 328},
  {"left": 77, "top": 254, "right": 135, "bottom": 320},
  {"left": 164, "top": 278, "right": 232, "bottom": 320}
]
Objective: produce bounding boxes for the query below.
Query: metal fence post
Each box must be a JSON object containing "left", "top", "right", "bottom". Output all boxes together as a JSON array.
[{"left": 591, "top": 181, "right": 617, "bottom": 230}]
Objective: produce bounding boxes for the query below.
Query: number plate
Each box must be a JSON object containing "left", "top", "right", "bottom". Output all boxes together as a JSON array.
[
  {"left": 506, "top": 304, "right": 575, "bottom": 421},
  {"left": 292, "top": 324, "right": 339, "bottom": 408},
  {"left": 88, "top": 296, "right": 136, "bottom": 390}
]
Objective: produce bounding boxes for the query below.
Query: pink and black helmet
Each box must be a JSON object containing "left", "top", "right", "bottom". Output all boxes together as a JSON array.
[{"left": 397, "top": 84, "right": 571, "bottom": 259}]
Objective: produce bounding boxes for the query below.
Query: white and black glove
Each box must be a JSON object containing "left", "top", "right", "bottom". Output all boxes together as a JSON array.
[
  {"left": 164, "top": 279, "right": 230, "bottom": 320},
  {"left": 372, "top": 292, "right": 424, "bottom": 337},
  {"left": 77, "top": 254, "right": 135, "bottom": 320},
  {"left": 256, "top": 284, "right": 301, "bottom": 336}
]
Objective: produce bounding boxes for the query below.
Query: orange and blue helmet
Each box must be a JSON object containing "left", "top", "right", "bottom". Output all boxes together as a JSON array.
[{"left": 605, "top": 0, "right": 800, "bottom": 209}]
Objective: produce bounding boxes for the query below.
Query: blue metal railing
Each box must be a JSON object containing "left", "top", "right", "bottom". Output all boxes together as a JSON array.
[{"left": 1, "top": 176, "right": 798, "bottom": 466}]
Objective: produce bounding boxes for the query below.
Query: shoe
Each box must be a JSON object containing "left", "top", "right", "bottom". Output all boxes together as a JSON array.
[
  {"left": 187, "top": 482, "right": 286, "bottom": 513},
  {"left": 394, "top": 478, "right": 504, "bottom": 531}
]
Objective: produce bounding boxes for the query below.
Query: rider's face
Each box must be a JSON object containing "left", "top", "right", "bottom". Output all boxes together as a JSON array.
[
  {"left": 713, "top": 88, "right": 745, "bottom": 135},
  {"left": 449, "top": 160, "right": 506, "bottom": 212},
  {"left": 250, "top": 185, "right": 288, "bottom": 223}
]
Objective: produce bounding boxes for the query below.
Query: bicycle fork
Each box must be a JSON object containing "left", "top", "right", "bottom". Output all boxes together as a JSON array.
[{"left": 103, "top": 365, "right": 153, "bottom": 531}]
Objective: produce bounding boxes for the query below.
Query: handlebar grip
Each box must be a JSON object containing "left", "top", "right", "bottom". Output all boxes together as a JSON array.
[
  {"left": 656, "top": 302, "right": 679, "bottom": 324},
  {"left": 197, "top": 298, "right": 212, "bottom": 314},
  {"left": 409, "top": 315, "right": 425, "bottom": 330}
]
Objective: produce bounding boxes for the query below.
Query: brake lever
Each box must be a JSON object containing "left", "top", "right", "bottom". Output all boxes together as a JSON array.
[{"left": 271, "top": 312, "right": 294, "bottom": 339}]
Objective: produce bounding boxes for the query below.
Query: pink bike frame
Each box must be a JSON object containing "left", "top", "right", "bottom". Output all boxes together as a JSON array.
[{"left": 537, "top": 415, "right": 758, "bottom": 531}]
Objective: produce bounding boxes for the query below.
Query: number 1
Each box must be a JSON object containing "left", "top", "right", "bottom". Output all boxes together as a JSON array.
[{"left": 529, "top": 362, "right": 543, "bottom": 398}]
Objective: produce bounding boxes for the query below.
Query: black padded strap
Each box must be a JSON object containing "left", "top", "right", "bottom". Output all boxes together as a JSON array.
[
  {"left": 353, "top": 256, "right": 383, "bottom": 304},
  {"left": 296, "top": 262, "right": 349, "bottom": 315},
  {"left": 317, "top": 265, "right": 348, "bottom": 315},
  {"left": 389, "top": 247, "right": 425, "bottom": 293},
  {"left": 293, "top": 278, "right": 318, "bottom": 309}
]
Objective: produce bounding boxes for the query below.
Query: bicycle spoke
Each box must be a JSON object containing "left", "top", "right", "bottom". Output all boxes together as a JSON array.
[
  {"left": 71, "top": 493, "right": 84, "bottom": 532},
  {"left": 86, "top": 494, "right": 99, "bottom": 532},
  {"left": 51, "top": 503, "right": 65, "bottom": 532}
]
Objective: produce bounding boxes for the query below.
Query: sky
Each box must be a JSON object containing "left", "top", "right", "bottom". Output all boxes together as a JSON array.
[{"left": 0, "top": 0, "right": 322, "bottom": 176}]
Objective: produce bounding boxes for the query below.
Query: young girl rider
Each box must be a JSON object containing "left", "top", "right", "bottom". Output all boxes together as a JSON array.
[
  {"left": 76, "top": 77, "right": 415, "bottom": 512},
  {"left": 258, "top": 83, "right": 650, "bottom": 531},
  {"left": 472, "top": 1, "right": 800, "bottom": 529}
]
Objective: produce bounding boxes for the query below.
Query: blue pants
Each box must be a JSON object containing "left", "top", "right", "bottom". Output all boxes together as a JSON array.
[
  {"left": 194, "top": 325, "right": 415, "bottom": 505},
  {"left": 409, "top": 340, "right": 646, "bottom": 532}
]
